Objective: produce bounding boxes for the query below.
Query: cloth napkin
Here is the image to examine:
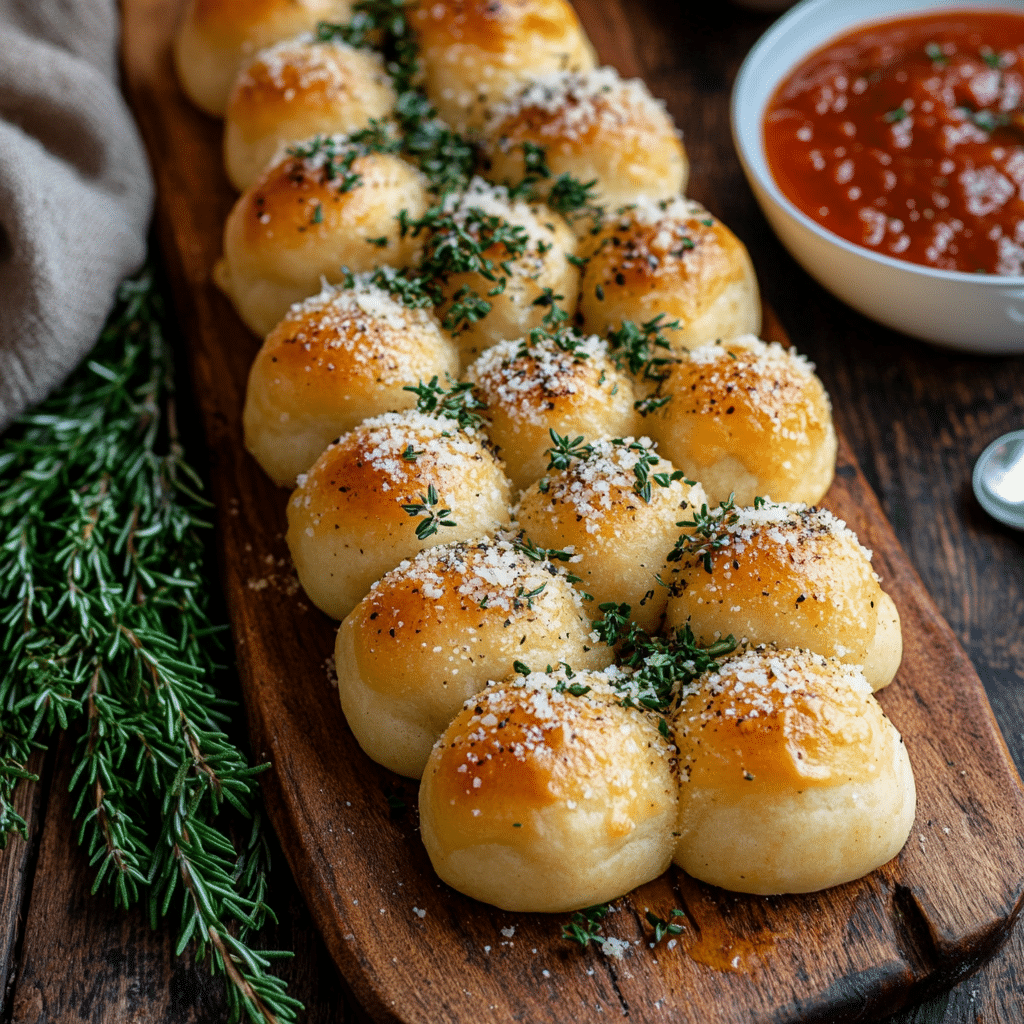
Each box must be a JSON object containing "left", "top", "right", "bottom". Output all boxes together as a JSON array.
[{"left": 0, "top": 0, "right": 153, "bottom": 432}]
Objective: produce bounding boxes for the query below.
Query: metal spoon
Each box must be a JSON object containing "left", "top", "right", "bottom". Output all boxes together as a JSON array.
[{"left": 973, "top": 430, "right": 1024, "bottom": 531}]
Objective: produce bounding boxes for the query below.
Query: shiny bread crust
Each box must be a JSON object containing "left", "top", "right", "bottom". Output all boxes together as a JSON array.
[
  {"left": 644, "top": 335, "right": 838, "bottom": 507},
  {"left": 174, "top": 0, "right": 354, "bottom": 116},
  {"left": 577, "top": 197, "right": 761, "bottom": 351},
  {"left": 420, "top": 670, "right": 678, "bottom": 912},
  {"left": 336, "top": 536, "right": 613, "bottom": 778},
  {"left": 243, "top": 282, "right": 458, "bottom": 485},
  {"left": 410, "top": 0, "right": 596, "bottom": 132},
  {"left": 217, "top": 143, "right": 428, "bottom": 336},
  {"left": 224, "top": 39, "right": 396, "bottom": 191},
  {"left": 481, "top": 67, "right": 688, "bottom": 208},
  {"left": 672, "top": 646, "right": 916, "bottom": 894},
  {"left": 515, "top": 437, "right": 707, "bottom": 633},
  {"left": 286, "top": 410, "right": 512, "bottom": 620},
  {"left": 664, "top": 502, "right": 902, "bottom": 690}
]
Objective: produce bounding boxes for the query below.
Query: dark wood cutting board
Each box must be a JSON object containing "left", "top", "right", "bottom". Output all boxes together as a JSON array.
[{"left": 120, "top": 1, "right": 1024, "bottom": 1021}]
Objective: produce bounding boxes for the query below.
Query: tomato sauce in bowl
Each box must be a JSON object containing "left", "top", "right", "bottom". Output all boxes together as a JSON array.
[{"left": 763, "top": 11, "right": 1024, "bottom": 275}]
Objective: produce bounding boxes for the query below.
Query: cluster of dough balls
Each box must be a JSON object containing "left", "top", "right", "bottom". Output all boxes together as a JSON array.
[{"left": 175, "top": 0, "right": 914, "bottom": 913}]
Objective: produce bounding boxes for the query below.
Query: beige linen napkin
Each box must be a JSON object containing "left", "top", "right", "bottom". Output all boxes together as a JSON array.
[{"left": 0, "top": 0, "right": 153, "bottom": 431}]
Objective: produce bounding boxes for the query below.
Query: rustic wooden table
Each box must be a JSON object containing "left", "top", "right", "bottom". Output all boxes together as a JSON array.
[{"left": 2, "top": 2, "right": 1023, "bottom": 1021}]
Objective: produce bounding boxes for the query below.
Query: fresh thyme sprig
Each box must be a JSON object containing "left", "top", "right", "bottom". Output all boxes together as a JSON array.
[
  {"left": 545, "top": 430, "right": 593, "bottom": 471},
  {"left": 0, "top": 271, "right": 299, "bottom": 1024},
  {"left": 606, "top": 315, "right": 679, "bottom": 384},
  {"left": 562, "top": 903, "right": 611, "bottom": 947},
  {"left": 592, "top": 604, "right": 735, "bottom": 712},
  {"left": 512, "top": 142, "right": 605, "bottom": 224},
  {"left": 400, "top": 484, "right": 457, "bottom": 540},
  {"left": 667, "top": 495, "right": 740, "bottom": 573},
  {"left": 406, "top": 201, "right": 531, "bottom": 334},
  {"left": 512, "top": 535, "right": 577, "bottom": 564},
  {"left": 395, "top": 91, "right": 476, "bottom": 194},
  {"left": 405, "top": 376, "right": 487, "bottom": 431},
  {"left": 646, "top": 909, "right": 686, "bottom": 944},
  {"left": 331, "top": 1, "right": 476, "bottom": 193},
  {"left": 286, "top": 135, "right": 369, "bottom": 191}
]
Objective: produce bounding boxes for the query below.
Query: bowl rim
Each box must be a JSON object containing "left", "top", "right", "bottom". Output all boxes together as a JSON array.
[{"left": 730, "top": 0, "right": 1024, "bottom": 288}]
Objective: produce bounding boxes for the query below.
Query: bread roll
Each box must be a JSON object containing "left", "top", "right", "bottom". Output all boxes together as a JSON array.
[
  {"left": 577, "top": 198, "right": 761, "bottom": 352},
  {"left": 174, "top": 0, "right": 354, "bottom": 117},
  {"left": 216, "top": 138, "right": 428, "bottom": 336},
  {"left": 243, "top": 280, "right": 459, "bottom": 486},
  {"left": 643, "top": 335, "right": 837, "bottom": 506},
  {"left": 224, "top": 37, "right": 396, "bottom": 191},
  {"left": 481, "top": 67, "right": 687, "bottom": 209},
  {"left": 431, "top": 179, "right": 580, "bottom": 366},
  {"left": 673, "top": 646, "right": 916, "bottom": 894},
  {"left": 515, "top": 437, "right": 706, "bottom": 632},
  {"left": 664, "top": 501, "right": 902, "bottom": 690},
  {"left": 336, "top": 535, "right": 614, "bottom": 778},
  {"left": 464, "top": 332, "right": 640, "bottom": 493},
  {"left": 286, "top": 410, "right": 512, "bottom": 619},
  {"left": 419, "top": 668, "right": 677, "bottom": 911},
  {"left": 409, "top": 0, "right": 596, "bottom": 133}
]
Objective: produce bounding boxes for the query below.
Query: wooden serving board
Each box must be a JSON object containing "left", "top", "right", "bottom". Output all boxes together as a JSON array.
[{"left": 121, "top": 2, "right": 1024, "bottom": 1021}]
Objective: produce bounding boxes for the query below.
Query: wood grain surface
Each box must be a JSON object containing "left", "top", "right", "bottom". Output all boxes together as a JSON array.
[
  {"left": 111, "top": 0, "right": 1024, "bottom": 1022},
  {"left": 3, "top": 1, "right": 1024, "bottom": 1022}
]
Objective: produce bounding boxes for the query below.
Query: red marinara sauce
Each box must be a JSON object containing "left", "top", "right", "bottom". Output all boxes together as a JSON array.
[{"left": 764, "top": 11, "right": 1024, "bottom": 275}]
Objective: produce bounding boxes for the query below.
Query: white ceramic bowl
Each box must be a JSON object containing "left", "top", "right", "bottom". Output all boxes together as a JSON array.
[{"left": 731, "top": 0, "right": 1024, "bottom": 354}]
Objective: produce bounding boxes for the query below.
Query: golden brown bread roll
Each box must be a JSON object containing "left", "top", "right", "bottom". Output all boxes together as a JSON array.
[
  {"left": 664, "top": 501, "right": 902, "bottom": 689},
  {"left": 286, "top": 410, "right": 512, "bottom": 619},
  {"left": 643, "top": 335, "right": 837, "bottom": 506},
  {"left": 174, "top": 0, "right": 354, "bottom": 117},
  {"left": 409, "top": 0, "right": 596, "bottom": 133},
  {"left": 419, "top": 668, "right": 677, "bottom": 911},
  {"left": 464, "top": 332, "right": 640, "bottom": 493},
  {"left": 215, "top": 137, "right": 429, "bottom": 336},
  {"left": 577, "top": 197, "right": 762, "bottom": 352},
  {"left": 672, "top": 646, "right": 916, "bottom": 894},
  {"left": 481, "top": 67, "right": 688, "bottom": 209},
  {"left": 242, "top": 280, "right": 459, "bottom": 486},
  {"left": 335, "top": 535, "right": 614, "bottom": 778},
  {"left": 514, "top": 437, "right": 706, "bottom": 632},
  {"left": 430, "top": 179, "right": 581, "bottom": 366},
  {"left": 224, "top": 37, "right": 397, "bottom": 191}
]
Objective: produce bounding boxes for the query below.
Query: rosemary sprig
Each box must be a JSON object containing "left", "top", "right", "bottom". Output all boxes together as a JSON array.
[{"left": 0, "top": 271, "right": 299, "bottom": 1024}]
